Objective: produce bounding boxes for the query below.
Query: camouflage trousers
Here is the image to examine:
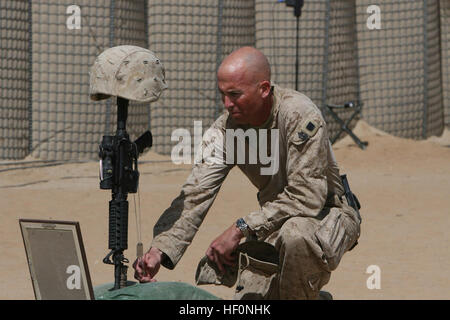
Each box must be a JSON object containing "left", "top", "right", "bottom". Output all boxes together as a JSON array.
[{"left": 234, "top": 201, "right": 360, "bottom": 300}]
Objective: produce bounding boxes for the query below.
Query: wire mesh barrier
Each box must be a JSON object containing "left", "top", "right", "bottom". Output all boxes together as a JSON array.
[
  {"left": 147, "top": 0, "right": 256, "bottom": 155},
  {"left": 0, "top": 0, "right": 30, "bottom": 159},
  {"left": 255, "top": 0, "right": 359, "bottom": 138},
  {"left": 108, "top": 0, "right": 149, "bottom": 143},
  {"left": 146, "top": 1, "right": 220, "bottom": 156},
  {"left": 441, "top": 1, "right": 450, "bottom": 127},
  {"left": 0, "top": 0, "right": 448, "bottom": 160},
  {"left": 29, "top": 0, "right": 149, "bottom": 160},
  {"left": 356, "top": 0, "right": 444, "bottom": 139}
]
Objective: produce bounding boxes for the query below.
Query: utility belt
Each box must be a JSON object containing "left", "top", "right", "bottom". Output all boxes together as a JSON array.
[
  {"left": 321, "top": 174, "right": 361, "bottom": 253},
  {"left": 340, "top": 174, "right": 362, "bottom": 223},
  {"left": 339, "top": 174, "right": 362, "bottom": 251},
  {"left": 325, "top": 175, "right": 361, "bottom": 221}
]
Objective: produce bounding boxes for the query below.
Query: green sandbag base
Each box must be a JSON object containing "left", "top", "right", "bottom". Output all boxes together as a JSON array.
[{"left": 94, "top": 281, "right": 221, "bottom": 300}]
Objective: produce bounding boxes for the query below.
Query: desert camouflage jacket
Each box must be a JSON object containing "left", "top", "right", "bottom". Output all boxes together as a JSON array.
[{"left": 151, "top": 85, "right": 345, "bottom": 269}]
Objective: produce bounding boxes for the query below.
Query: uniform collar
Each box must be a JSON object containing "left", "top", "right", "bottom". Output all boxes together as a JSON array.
[
  {"left": 232, "top": 85, "right": 280, "bottom": 130},
  {"left": 260, "top": 84, "right": 280, "bottom": 130}
]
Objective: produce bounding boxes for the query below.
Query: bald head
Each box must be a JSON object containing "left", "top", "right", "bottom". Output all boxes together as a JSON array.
[
  {"left": 217, "top": 47, "right": 273, "bottom": 126},
  {"left": 218, "top": 47, "right": 271, "bottom": 85}
]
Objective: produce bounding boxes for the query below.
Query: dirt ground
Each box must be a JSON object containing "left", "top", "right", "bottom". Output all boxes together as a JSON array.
[{"left": 1, "top": 120, "right": 449, "bottom": 300}]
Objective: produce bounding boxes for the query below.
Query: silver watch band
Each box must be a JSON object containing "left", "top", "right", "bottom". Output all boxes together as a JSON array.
[{"left": 236, "top": 218, "right": 250, "bottom": 238}]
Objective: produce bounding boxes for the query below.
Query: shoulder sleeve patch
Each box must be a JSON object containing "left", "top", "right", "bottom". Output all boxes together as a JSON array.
[{"left": 297, "top": 119, "right": 320, "bottom": 141}]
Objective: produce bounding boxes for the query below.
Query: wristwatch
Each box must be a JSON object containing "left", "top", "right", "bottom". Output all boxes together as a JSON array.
[{"left": 236, "top": 218, "right": 250, "bottom": 238}]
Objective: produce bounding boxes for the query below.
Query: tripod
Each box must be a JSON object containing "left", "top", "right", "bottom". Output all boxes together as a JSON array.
[
  {"left": 284, "top": 0, "right": 304, "bottom": 91},
  {"left": 99, "top": 97, "right": 152, "bottom": 290}
]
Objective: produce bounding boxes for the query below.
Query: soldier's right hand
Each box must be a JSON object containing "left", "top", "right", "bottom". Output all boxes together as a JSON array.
[{"left": 132, "top": 247, "right": 162, "bottom": 283}]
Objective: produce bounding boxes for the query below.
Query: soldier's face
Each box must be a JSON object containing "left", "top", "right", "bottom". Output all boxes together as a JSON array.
[{"left": 217, "top": 69, "right": 265, "bottom": 125}]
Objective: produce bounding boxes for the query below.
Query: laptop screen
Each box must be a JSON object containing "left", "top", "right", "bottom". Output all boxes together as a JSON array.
[{"left": 19, "top": 219, "right": 94, "bottom": 300}]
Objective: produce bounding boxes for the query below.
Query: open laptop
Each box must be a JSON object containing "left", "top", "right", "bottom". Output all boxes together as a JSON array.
[{"left": 19, "top": 219, "right": 95, "bottom": 300}]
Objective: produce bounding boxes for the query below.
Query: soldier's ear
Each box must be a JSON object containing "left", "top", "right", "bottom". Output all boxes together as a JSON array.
[{"left": 259, "top": 80, "right": 271, "bottom": 99}]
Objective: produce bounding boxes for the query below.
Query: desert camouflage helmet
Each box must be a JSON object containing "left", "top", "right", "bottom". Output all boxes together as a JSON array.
[{"left": 89, "top": 45, "right": 167, "bottom": 103}]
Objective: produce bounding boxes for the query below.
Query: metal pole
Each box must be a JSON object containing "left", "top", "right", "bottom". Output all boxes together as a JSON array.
[
  {"left": 144, "top": 0, "right": 152, "bottom": 131},
  {"left": 105, "top": 0, "right": 116, "bottom": 134},
  {"left": 215, "top": 0, "right": 224, "bottom": 120},
  {"left": 321, "top": 0, "right": 331, "bottom": 111},
  {"left": 295, "top": 15, "right": 299, "bottom": 91},
  {"left": 422, "top": 0, "right": 429, "bottom": 139},
  {"left": 27, "top": 0, "right": 33, "bottom": 156}
]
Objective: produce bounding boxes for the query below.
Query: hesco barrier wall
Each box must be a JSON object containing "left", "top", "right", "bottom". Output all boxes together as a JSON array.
[
  {"left": 0, "top": 0, "right": 447, "bottom": 160},
  {"left": 147, "top": 1, "right": 256, "bottom": 155},
  {"left": 441, "top": 1, "right": 450, "bottom": 127},
  {"left": 356, "top": 0, "right": 444, "bottom": 139},
  {"left": 0, "top": 0, "right": 30, "bottom": 159},
  {"left": 256, "top": 0, "right": 360, "bottom": 138},
  {"left": 29, "top": 0, "right": 148, "bottom": 160}
]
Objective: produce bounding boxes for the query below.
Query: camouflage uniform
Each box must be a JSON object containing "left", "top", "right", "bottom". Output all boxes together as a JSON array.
[
  {"left": 152, "top": 85, "right": 361, "bottom": 299},
  {"left": 90, "top": 45, "right": 167, "bottom": 103}
]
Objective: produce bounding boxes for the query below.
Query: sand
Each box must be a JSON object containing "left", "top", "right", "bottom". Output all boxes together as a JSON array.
[{"left": 1, "top": 120, "right": 449, "bottom": 300}]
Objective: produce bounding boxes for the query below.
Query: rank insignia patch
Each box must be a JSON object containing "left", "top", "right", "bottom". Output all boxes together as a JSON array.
[{"left": 297, "top": 119, "right": 320, "bottom": 141}]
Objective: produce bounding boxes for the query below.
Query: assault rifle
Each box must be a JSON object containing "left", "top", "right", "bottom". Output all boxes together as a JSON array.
[{"left": 98, "top": 97, "right": 152, "bottom": 290}]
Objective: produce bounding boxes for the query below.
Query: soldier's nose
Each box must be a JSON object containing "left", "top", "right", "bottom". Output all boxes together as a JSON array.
[{"left": 224, "top": 96, "right": 234, "bottom": 110}]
